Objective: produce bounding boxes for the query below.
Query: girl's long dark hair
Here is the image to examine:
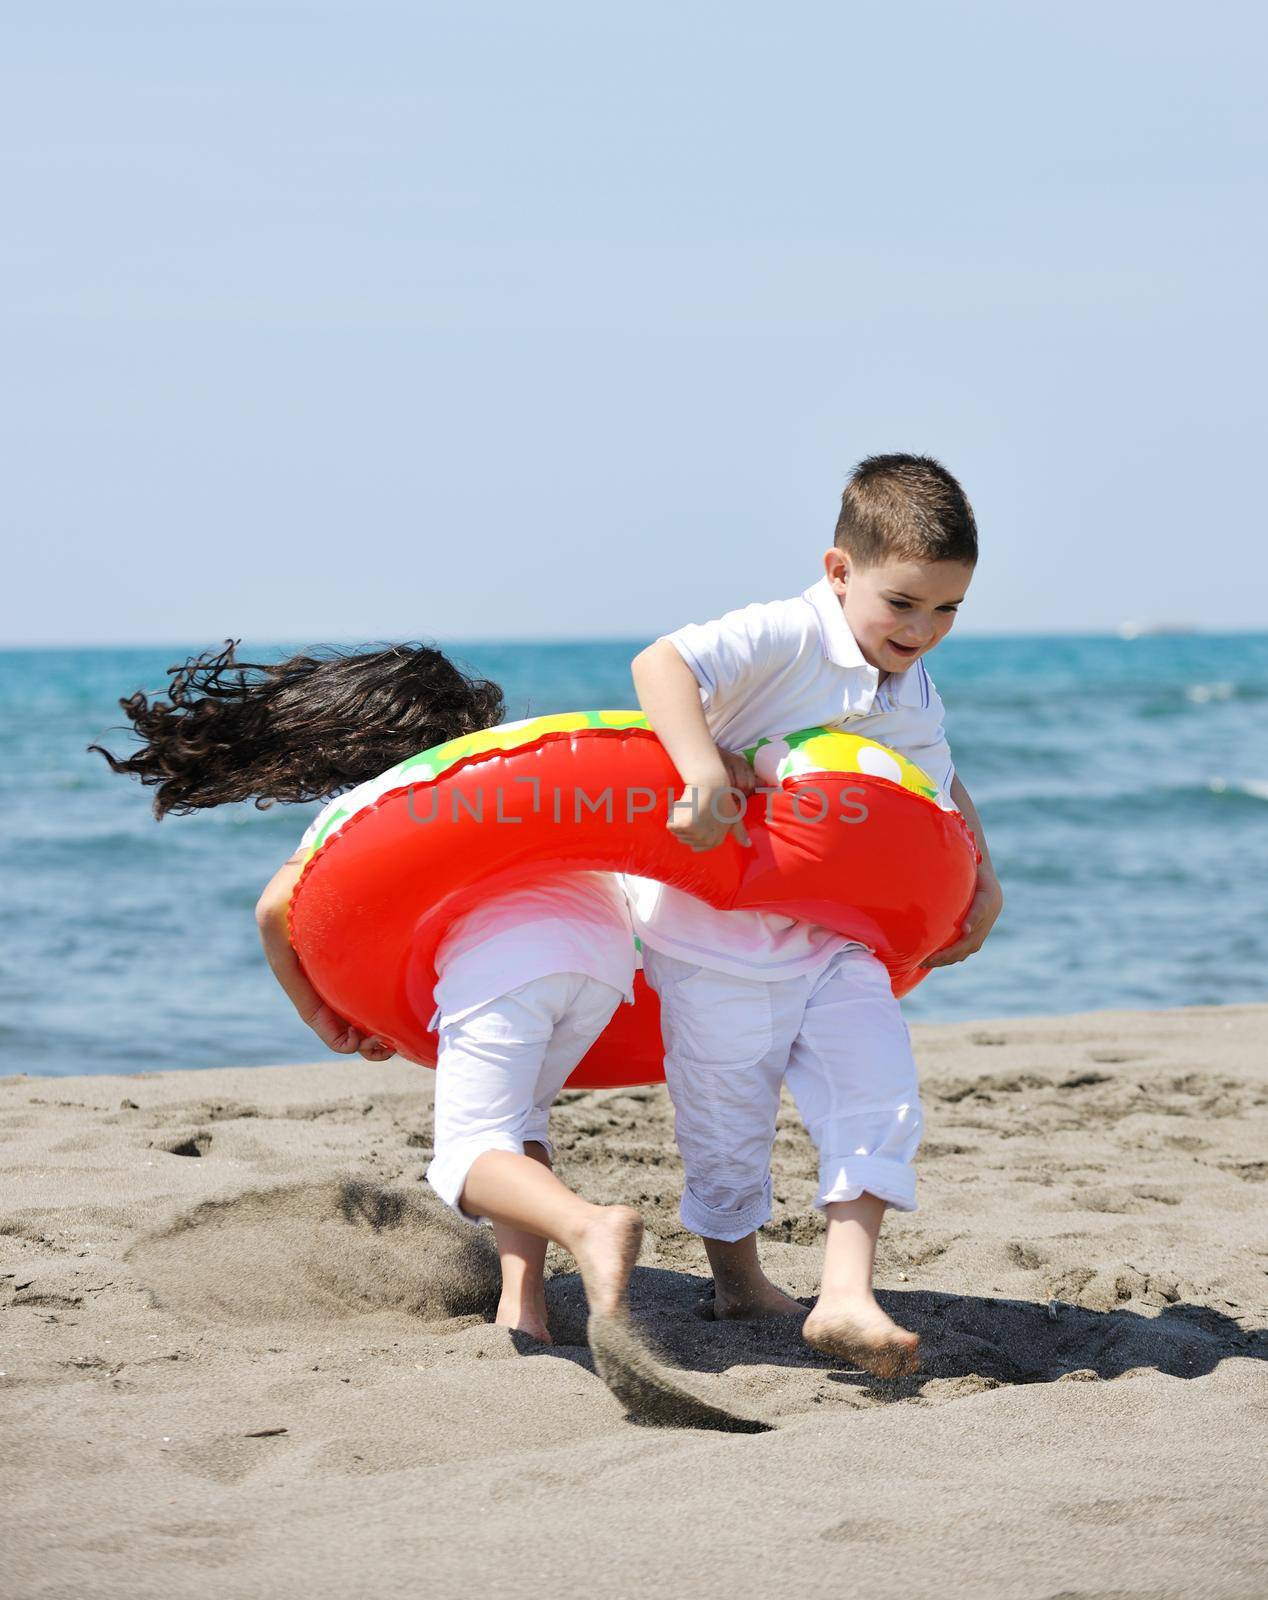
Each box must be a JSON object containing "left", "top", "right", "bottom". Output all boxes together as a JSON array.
[{"left": 90, "top": 640, "right": 505, "bottom": 818}]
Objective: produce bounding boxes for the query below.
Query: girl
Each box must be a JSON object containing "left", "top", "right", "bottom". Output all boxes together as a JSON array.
[{"left": 92, "top": 640, "right": 644, "bottom": 1343}]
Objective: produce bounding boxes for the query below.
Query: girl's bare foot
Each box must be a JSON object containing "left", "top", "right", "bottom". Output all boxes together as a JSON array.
[
  {"left": 802, "top": 1293, "right": 920, "bottom": 1378},
  {"left": 490, "top": 1211, "right": 552, "bottom": 1342},
  {"left": 572, "top": 1205, "right": 644, "bottom": 1319},
  {"left": 495, "top": 1290, "right": 552, "bottom": 1344}
]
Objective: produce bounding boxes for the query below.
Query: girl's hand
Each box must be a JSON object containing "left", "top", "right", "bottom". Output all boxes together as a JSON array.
[
  {"left": 257, "top": 854, "right": 394, "bottom": 1061},
  {"left": 301, "top": 1001, "right": 396, "bottom": 1061},
  {"left": 356, "top": 1036, "right": 397, "bottom": 1063},
  {"left": 302, "top": 999, "right": 368, "bottom": 1054},
  {"left": 921, "top": 866, "right": 1004, "bottom": 969}
]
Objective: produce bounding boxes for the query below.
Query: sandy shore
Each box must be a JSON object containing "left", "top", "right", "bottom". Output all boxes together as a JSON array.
[{"left": 2, "top": 1002, "right": 1266, "bottom": 1600}]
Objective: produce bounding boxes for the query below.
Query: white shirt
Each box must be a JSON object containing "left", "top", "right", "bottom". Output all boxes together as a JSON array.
[
  {"left": 430, "top": 874, "right": 634, "bottom": 1026},
  {"left": 626, "top": 576, "right": 958, "bottom": 982},
  {"left": 298, "top": 782, "right": 636, "bottom": 1029}
]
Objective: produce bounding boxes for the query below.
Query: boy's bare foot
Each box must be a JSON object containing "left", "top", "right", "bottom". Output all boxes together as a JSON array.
[
  {"left": 699, "top": 1279, "right": 807, "bottom": 1322},
  {"left": 495, "top": 1292, "right": 553, "bottom": 1344},
  {"left": 802, "top": 1294, "right": 920, "bottom": 1378},
  {"left": 572, "top": 1205, "right": 644, "bottom": 1319}
]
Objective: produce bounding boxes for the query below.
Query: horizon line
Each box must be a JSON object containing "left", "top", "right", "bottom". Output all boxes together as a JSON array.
[{"left": 3, "top": 625, "right": 1265, "bottom": 653}]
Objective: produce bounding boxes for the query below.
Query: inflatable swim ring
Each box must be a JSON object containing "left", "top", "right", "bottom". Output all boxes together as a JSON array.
[{"left": 288, "top": 711, "right": 980, "bottom": 1089}]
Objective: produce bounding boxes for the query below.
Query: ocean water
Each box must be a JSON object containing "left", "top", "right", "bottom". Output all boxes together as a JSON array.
[{"left": 3, "top": 634, "right": 1266, "bottom": 1077}]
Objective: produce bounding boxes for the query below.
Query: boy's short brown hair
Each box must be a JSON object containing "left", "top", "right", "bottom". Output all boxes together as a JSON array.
[{"left": 834, "top": 454, "right": 978, "bottom": 568}]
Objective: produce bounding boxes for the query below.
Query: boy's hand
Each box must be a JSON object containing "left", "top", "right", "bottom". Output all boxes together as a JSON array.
[
  {"left": 720, "top": 748, "right": 759, "bottom": 797},
  {"left": 669, "top": 752, "right": 754, "bottom": 852},
  {"left": 921, "top": 866, "right": 1004, "bottom": 968}
]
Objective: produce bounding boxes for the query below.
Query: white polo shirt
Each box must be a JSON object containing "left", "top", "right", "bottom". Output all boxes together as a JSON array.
[
  {"left": 626, "top": 576, "right": 958, "bottom": 982},
  {"left": 297, "top": 787, "right": 635, "bottom": 1029}
]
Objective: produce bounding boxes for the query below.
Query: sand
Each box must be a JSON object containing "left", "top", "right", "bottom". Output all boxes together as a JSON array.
[{"left": 2, "top": 1001, "right": 1266, "bottom": 1600}]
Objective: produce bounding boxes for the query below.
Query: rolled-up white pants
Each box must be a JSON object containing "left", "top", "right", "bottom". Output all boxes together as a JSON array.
[
  {"left": 643, "top": 946, "right": 923, "bottom": 1242},
  {"left": 426, "top": 973, "right": 623, "bottom": 1220}
]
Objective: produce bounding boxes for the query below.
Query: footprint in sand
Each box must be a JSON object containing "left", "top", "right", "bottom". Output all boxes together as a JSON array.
[
  {"left": 1216, "top": 1160, "right": 1267, "bottom": 1184},
  {"left": 163, "top": 1133, "right": 213, "bottom": 1158},
  {"left": 819, "top": 1517, "right": 898, "bottom": 1543},
  {"left": 135, "top": 1099, "right": 261, "bottom": 1127}
]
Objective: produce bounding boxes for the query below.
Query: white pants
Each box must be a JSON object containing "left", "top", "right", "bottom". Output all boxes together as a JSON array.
[
  {"left": 426, "top": 973, "right": 623, "bottom": 1220},
  {"left": 643, "top": 946, "right": 923, "bottom": 1242}
]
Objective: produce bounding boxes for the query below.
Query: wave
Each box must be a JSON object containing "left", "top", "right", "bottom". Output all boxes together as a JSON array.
[
  {"left": 1138, "top": 683, "right": 1268, "bottom": 717},
  {"left": 1207, "top": 777, "right": 1268, "bottom": 802},
  {"left": 979, "top": 779, "right": 1268, "bottom": 823}
]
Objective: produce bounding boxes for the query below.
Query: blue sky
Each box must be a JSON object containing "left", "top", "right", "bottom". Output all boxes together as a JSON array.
[{"left": 3, "top": 1, "right": 1265, "bottom": 645}]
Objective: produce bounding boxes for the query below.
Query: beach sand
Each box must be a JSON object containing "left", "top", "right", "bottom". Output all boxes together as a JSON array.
[{"left": 2, "top": 1002, "right": 1265, "bottom": 1599}]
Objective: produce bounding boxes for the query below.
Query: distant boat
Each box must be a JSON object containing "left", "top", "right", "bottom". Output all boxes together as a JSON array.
[{"left": 1116, "top": 620, "right": 1198, "bottom": 640}]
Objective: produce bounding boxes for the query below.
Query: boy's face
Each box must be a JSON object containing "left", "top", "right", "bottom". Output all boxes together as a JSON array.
[{"left": 823, "top": 549, "right": 974, "bottom": 675}]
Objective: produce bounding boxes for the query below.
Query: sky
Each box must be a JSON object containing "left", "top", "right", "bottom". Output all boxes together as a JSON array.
[{"left": 3, "top": 0, "right": 1265, "bottom": 646}]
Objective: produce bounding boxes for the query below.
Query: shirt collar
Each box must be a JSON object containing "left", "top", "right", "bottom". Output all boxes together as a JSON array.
[{"left": 802, "top": 576, "right": 927, "bottom": 712}]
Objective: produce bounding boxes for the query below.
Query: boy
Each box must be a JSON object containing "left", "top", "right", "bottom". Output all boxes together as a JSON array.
[{"left": 629, "top": 453, "right": 1003, "bottom": 1377}]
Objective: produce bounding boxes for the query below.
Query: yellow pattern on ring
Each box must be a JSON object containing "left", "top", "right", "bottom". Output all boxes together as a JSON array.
[{"left": 305, "top": 712, "right": 949, "bottom": 857}]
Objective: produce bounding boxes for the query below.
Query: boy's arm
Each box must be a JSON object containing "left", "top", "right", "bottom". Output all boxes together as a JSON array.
[
  {"left": 631, "top": 640, "right": 750, "bottom": 851},
  {"left": 255, "top": 854, "right": 394, "bottom": 1060},
  {"left": 921, "top": 774, "right": 1003, "bottom": 968}
]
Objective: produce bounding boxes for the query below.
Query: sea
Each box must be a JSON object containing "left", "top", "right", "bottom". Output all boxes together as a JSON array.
[{"left": 3, "top": 634, "right": 1266, "bottom": 1078}]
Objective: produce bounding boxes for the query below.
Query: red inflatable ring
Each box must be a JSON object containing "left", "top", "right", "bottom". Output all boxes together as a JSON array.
[{"left": 288, "top": 711, "right": 980, "bottom": 1089}]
